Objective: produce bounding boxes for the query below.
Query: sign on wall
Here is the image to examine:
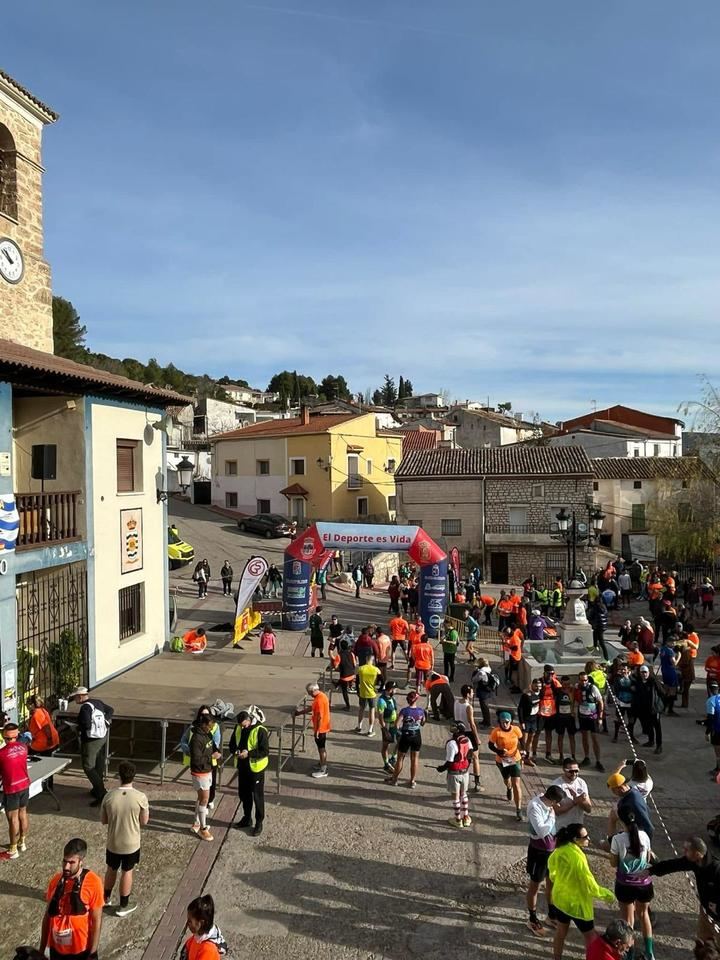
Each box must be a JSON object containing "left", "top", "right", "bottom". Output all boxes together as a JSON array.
[{"left": 120, "top": 507, "right": 143, "bottom": 574}]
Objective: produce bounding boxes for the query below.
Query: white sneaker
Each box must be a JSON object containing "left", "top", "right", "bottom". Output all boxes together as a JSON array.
[
  {"left": 366, "top": 728, "right": 376, "bottom": 738},
  {"left": 207, "top": 801, "right": 214, "bottom": 812},
  {"left": 311, "top": 767, "right": 329, "bottom": 779}
]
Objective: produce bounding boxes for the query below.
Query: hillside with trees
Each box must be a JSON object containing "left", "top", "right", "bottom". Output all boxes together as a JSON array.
[{"left": 52, "top": 296, "right": 420, "bottom": 408}]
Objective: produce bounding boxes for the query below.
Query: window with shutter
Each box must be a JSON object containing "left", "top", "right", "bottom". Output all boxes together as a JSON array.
[{"left": 116, "top": 441, "right": 138, "bottom": 493}]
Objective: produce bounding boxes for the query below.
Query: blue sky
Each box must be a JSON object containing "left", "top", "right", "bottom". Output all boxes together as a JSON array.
[{"left": 4, "top": 1, "right": 720, "bottom": 421}]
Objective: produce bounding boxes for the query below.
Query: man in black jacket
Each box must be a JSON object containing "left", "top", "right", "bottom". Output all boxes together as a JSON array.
[
  {"left": 230, "top": 706, "right": 270, "bottom": 836},
  {"left": 70, "top": 686, "right": 114, "bottom": 806},
  {"left": 650, "top": 836, "right": 720, "bottom": 942}
]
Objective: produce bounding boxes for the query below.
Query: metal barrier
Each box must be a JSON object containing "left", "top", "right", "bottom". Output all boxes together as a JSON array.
[{"left": 441, "top": 616, "right": 502, "bottom": 658}]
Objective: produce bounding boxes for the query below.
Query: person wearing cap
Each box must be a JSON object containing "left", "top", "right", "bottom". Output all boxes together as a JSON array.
[
  {"left": 488, "top": 710, "right": 526, "bottom": 821},
  {"left": 385, "top": 691, "right": 426, "bottom": 788},
  {"left": 70, "top": 686, "right": 114, "bottom": 806},
  {"left": 655, "top": 633, "right": 680, "bottom": 715},
  {"left": 376, "top": 680, "right": 399, "bottom": 773},
  {"left": 629, "top": 664, "right": 664, "bottom": 755},
  {"left": 229, "top": 706, "right": 269, "bottom": 836},
  {"left": 436, "top": 721, "right": 474, "bottom": 828},
  {"left": 574, "top": 671, "right": 605, "bottom": 772},
  {"left": 0, "top": 723, "right": 30, "bottom": 859},
  {"left": 606, "top": 773, "right": 654, "bottom": 842}
]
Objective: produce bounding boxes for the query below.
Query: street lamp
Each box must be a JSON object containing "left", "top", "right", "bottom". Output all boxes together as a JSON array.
[
  {"left": 552, "top": 504, "right": 605, "bottom": 583},
  {"left": 176, "top": 456, "right": 194, "bottom": 494}
]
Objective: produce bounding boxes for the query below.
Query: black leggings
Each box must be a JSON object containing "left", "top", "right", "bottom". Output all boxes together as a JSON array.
[
  {"left": 339, "top": 679, "right": 352, "bottom": 708},
  {"left": 630, "top": 714, "right": 662, "bottom": 748}
]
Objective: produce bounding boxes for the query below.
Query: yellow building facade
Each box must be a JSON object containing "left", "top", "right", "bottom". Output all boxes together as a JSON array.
[{"left": 212, "top": 411, "right": 402, "bottom": 524}]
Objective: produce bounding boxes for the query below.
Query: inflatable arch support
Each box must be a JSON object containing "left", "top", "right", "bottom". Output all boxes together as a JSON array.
[{"left": 282, "top": 522, "right": 448, "bottom": 637}]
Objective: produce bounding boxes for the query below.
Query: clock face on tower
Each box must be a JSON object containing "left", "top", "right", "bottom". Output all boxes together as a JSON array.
[{"left": 0, "top": 237, "right": 24, "bottom": 284}]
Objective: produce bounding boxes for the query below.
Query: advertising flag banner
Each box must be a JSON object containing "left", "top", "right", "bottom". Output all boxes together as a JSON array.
[{"left": 234, "top": 556, "right": 269, "bottom": 642}]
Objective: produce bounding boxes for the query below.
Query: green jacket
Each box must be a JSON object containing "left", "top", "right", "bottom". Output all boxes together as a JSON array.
[
  {"left": 548, "top": 842, "right": 614, "bottom": 920},
  {"left": 442, "top": 629, "right": 459, "bottom": 654}
]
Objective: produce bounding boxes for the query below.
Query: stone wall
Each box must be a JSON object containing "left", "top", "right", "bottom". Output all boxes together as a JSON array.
[
  {"left": 0, "top": 94, "right": 53, "bottom": 353},
  {"left": 485, "top": 476, "right": 593, "bottom": 527}
]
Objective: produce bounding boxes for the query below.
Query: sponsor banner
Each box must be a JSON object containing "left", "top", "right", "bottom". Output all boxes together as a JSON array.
[
  {"left": 419, "top": 557, "right": 448, "bottom": 638},
  {"left": 282, "top": 555, "right": 312, "bottom": 631},
  {"left": 449, "top": 547, "right": 461, "bottom": 586},
  {"left": 234, "top": 555, "right": 269, "bottom": 642}
]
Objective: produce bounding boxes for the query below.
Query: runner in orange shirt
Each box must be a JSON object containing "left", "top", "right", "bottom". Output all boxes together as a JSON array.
[
  {"left": 626, "top": 642, "right": 645, "bottom": 667},
  {"left": 502, "top": 627, "right": 523, "bottom": 692},
  {"left": 406, "top": 617, "right": 425, "bottom": 686},
  {"left": 413, "top": 639, "right": 435, "bottom": 691},
  {"left": 389, "top": 614, "right": 409, "bottom": 668},
  {"left": 41, "top": 838, "right": 104, "bottom": 959},
  {"left": 295, "top": 683, "right": 331, "bottom": 779},
  {"left": 497, "top": 592, "right": 515, "bottom": 631},
  {"left": 480, "top": 595, "right": 496, "bottom": 626},
  {"left": 183, "top": 628, "right": 208, "bottom": 654},
  {"left": 705, "top": 645, "right": 720, "bottom": 695}
]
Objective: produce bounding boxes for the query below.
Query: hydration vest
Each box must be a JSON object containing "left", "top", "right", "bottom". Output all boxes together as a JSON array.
[
  {"left": 48, "top": 869, "right": 89, "bottom": 918},
  {"left": 448, "top": 735, "right": 471, "bottom": 772}
]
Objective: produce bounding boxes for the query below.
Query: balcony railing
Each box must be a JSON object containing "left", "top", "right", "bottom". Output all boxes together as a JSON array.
[
  {"left": 486, "top": 522, "right": 552, "bottom": 535},
  {"left": 16, "top": 491, "right": 82, "bottom": 549},
  {"left": 347, "top": 475, "right": 364, "bottom": 490}
]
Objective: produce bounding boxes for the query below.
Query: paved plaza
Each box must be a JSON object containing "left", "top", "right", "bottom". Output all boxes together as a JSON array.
[{"left": 0, "top": 501, "right": 715, "bottom": 959}]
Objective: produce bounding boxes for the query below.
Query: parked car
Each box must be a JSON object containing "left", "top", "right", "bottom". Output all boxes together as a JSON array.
[
  {"left": 168, "top": 526, "right": 195, "bottom": 569},
  {"left": 237, "top": 513, "right": 297, "bottom": 538}
]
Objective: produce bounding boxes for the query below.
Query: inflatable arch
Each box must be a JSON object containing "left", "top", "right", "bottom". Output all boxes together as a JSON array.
[{"left": 282, "top": 522, "right": 448, "bottom": 637}]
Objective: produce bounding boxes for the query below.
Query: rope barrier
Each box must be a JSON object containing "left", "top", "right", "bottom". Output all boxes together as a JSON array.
[{"left": 604, "top": 678, "right": 720, "bottom": 936}]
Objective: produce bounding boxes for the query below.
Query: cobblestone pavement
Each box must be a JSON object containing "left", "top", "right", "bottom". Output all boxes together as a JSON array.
[{"left": 2, "top": 502, "right": 716, "bottom": 959}]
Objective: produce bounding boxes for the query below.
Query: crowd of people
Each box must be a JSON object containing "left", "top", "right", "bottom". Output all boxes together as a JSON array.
[{"left": 4, "top": 550, "right": 719, "bottom": 958}]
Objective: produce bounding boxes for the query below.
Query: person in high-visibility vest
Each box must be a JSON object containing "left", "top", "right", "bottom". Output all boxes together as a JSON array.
[{"left": 229, "top": 705, "right": 269, "bottom": 837}]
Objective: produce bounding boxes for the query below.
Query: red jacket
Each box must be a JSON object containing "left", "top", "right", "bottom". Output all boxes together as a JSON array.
[{"left": 586, "top": 935, "right": 624, "bottom": 960}]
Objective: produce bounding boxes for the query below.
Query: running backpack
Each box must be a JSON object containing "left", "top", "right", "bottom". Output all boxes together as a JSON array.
[
  {"left": 88, "top": 702, "right": 108, "bottom": 739},
  {"left": 487, "top": 672, "right": 501, "bottom": 693},
  {"left": 170, "top": 636, "right": 184, "bottom": 653}
]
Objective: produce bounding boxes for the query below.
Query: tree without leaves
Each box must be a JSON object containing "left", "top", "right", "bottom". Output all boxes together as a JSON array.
[
  {"left": 647, "top": 473, "right": 720, "bottom": 565},
  {"left": 52, "top": 296, "right": 87, "bottom": 362}
]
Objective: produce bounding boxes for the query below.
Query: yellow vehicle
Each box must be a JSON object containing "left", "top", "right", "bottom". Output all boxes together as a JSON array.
[{"left": 168, "top": 525, "right": 194, "bottom": 569}]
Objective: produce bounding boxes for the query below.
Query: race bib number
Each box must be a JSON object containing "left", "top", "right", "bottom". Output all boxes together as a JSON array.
[
  {"left": 539, "top": 703, "right": 553, "bottom": 717},
  {"left": 579, "top": 703, "right": 597, "bottom": 717},
  {"left": 52, "top": 924, "right": 74, "bottom": 948},
  {"left": 501, "top": 754, "right": 517, "bottom": 767},
  {"left": 559, "top": 704, "right": 572, "bottom": 715}
]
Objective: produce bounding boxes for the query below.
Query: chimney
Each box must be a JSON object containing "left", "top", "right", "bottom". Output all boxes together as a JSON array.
[{"left": 300, "top": 404, "right": 310, "bottom": 426}]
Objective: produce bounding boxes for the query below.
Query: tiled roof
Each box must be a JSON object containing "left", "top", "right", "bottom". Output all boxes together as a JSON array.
[
  {"left": 401, "top": 431, "right": 440, "bottom": 453},
  {"left": 279, "top": 483, "right": 309, "bottom": 497},
  {"left": 396, "top": 446, "right": 593, "bottom": 479},
  {"left": 211, "top": 412, "right": 359, "bottom": 440},
  {"left": 0, "top": 69, "right": 58, "bottom": 121},
  {"left": 448, "top": 407, "right": 538, "bottom": 430},
  {"left": 0, "top": 338, "right": 190, "bottom": 406},
  {"left": 592, "top": 457, "right": 715, "bottom": 480}
]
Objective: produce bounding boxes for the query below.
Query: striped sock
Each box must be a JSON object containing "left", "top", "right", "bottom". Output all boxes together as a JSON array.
[{"left": 453, "top": 800, "right": 463, "bottom": 822}]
